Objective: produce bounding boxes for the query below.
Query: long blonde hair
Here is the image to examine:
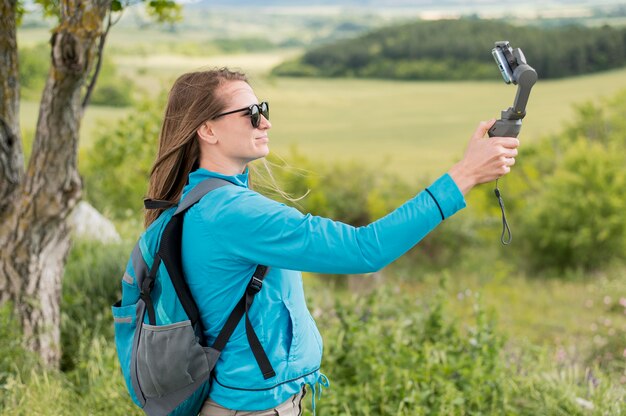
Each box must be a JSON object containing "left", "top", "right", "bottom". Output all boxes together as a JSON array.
[{"left": 144, "top": 68, "right": 248, "bottom": 227}]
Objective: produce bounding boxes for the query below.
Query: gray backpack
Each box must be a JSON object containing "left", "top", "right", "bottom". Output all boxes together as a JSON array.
[{"left": 112, "top": 177, "right": 276, "bottom": 416}]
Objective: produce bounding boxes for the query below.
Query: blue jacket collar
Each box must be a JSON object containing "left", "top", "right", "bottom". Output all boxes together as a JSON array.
[{"left": 184, "top": 168, "right": 250, "bottom": 196}]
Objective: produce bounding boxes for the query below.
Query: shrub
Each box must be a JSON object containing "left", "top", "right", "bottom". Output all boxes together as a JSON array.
[
  {"left": 82, "top": 98, "right": 162, "bottom": 220},
  {"left": 0, "top": 304, "right": 41, "bottom": 389},
  {"left": 520, "top": 139, "right": 626, "bottom": 271},
  {"left": 468, "top": 89, "right": 626, "bottom": 272},
  {"left": 313, "top": 286, "right": 508, "bottom": 415},
  {"left": 308, "top": 284, "right": 626, "bottom": 415},
  {"left": 61, "top": 239, "right": 130, "bottom": 372},
  {"left": 89, "top": 57, "right": 135, "bottom": 107},
  {"left": 18, "top": 43, "right": 48, "bottom": 100}
]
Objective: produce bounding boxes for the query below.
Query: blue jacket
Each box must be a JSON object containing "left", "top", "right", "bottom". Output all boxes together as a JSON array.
[{"left": 178, "top": 167, "right": 466, "bottom": 411}]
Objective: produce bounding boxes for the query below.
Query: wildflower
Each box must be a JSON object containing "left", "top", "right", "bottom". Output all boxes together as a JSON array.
[{"left": 575, "top": 397, "right": 594, "bottom": 410}]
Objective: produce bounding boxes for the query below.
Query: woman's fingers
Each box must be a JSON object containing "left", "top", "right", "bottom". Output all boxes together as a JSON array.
[{"left": 493, "top": 137, "right": 520, "bottom": 149}]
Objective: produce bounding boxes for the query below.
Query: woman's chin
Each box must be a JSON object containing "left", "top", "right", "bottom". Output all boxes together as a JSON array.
[{"left": 257, "top": 144, "right": 270, "bottom": 157}]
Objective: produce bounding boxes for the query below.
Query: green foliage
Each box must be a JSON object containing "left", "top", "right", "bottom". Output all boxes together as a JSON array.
[
  {"left": 0, "top": 240, "right": 140, "bottom": 415},
  {"left": 1, "top": 329, "right": 140, "bottom": 416},
  {"left": 18, "top": 43, "right": 48, "bottom": 100},
  {"left": 60, "top": 239, "right": 130, "bottom": 371},
  {"left": 267, "top": 152, "right": 412, "bottom": 226},
  {"left": 273, "top": 19, "right": 626, "bottom": 80},
  {"left": 146, "top": 0, "right": 183, "bottom": 24},
  {"left": 89, "top": 58, "right": 135, "bottom": 107},
  {"left": 310, "top": 285, "right": 626, "bottom": 415},
  {"left": 315, "top": 288, "right": 507, "bottom": 415},
  {"left": 26, "top": 0, "right": 181, "bottom": 23},
  {"left": 520, "top": 139, "right": 626, "bottom": 271},
  {"left": 468, "top": 90, "right": 626, "bottom": 272},
  {"left": 82, "top": 98, "right": 162, "bottom": 220},
  {"left": 0, "top": 305, "right": 41, "bottom": 390},
  {"left": 33, "top": 0, "right": 61, "bottom": 19},
  {"left": 213, "top": 37, "right": 275, "bottom": 53}
]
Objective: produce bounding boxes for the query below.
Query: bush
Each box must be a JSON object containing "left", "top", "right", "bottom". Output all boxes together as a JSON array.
[
  {"left": 520, "top": 139, "right": 626, "bottom": 271},
  {"left": 18, "top": 43, "right": 49, "bottom": 100},
  {"left": 89, "top": 58, "right": 135, "bottom": 107},
  {"left": 0, "top": 304, "right": 41, "bottom": 389},
  {"left": 60, "top": 239, "right": 130, "bottom": 372},
  {"left": 314, "top": 286, "right": 508, "bottom": 415},
  {"left": 467, "top": 89, "right": 626, "bottom": 272},
  {"left": 82, "top": 98, "right": 162, "bottom": 220},
  {"left": 310, "top": 284, "right": 626, "bottom": 415}
]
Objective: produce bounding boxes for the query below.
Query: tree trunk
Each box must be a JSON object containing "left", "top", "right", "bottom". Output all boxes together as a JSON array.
[
  {"left": 0, "top": 0, "right": 23, "bottom": 215},
  {"left": 0, "top": 0, "right": 111, "bottom": 367}
]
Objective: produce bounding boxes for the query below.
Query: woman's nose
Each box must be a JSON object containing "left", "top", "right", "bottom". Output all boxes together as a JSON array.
[{"left": 259, "top": 115, "right": 271, "bottom": 130}]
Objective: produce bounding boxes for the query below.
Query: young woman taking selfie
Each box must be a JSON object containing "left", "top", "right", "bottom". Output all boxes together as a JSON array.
[{"left": 143, "top": 68, "right": 519, "bottom": 416}]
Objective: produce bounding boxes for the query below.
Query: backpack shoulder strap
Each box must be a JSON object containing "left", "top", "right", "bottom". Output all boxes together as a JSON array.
[
  {"left": 143, "top": 177, "right": 232, "bottom": 212},
  {"left": 153, "top": 178, "right": 232, "bottom": 329},
  {"left": 212, "top": 265, "right": 276, "bottom": 379},
  {"left": 174, "top": 178, "right": 232, "bottom": 216}
]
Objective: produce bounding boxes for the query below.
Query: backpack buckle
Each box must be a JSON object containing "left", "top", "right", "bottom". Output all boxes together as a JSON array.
[
  {"left": 247, "top": 276, "right": 263, "bottom": 295},
  {"left": 141, "top": 276, "right": 155, "bottom": 296}
]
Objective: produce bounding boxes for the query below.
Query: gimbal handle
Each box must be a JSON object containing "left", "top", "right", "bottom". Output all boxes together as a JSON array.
[{"left": 488, "top": 45, "right": 538, "bottom": 138}]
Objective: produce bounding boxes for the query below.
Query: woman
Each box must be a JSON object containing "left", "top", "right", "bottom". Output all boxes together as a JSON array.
[{"left": 144, "top": 68, "right": 519, "bottom": 415}]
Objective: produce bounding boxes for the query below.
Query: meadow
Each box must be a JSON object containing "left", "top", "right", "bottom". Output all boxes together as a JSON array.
[{"left": 19, "top": 50, "right": 626, "bottom": 179}]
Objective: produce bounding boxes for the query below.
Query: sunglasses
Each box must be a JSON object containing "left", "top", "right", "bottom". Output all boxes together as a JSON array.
[{"left": 213, "top": 101, "right": 269, "bottom": 128}]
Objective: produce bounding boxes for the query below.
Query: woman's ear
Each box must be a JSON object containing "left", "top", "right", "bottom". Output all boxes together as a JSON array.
[{"left": 197, "top": 121, "right": 218, "bottom": 145}]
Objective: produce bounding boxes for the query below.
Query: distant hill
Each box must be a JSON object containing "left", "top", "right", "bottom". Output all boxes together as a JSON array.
[{"left": 272, "top": 19, "right": 626, "bottom": 80}]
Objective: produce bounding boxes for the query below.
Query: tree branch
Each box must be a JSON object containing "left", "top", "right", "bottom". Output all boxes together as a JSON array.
[{"left": 81, "top": 8, "right": 115, "bottom": 109}]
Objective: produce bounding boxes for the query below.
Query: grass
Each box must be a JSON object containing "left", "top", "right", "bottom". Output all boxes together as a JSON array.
[{"left": 303, "top": 256, "right": 626, "bottom": 385}]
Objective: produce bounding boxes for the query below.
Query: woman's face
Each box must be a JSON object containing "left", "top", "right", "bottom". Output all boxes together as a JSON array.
[{"left": 201, "top": 80, "right": 271, "bottom": 171}]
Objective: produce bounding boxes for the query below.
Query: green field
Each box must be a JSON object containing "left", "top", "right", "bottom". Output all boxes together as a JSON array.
[{"left": 20, "top": 60, "right": 626, "bottom": 180}]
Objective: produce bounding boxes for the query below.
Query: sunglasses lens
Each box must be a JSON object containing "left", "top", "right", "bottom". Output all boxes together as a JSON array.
[
  {"left": 261, "top": 102, "right": 269, "bottom": 120},
  {"left": 250, "top": 105, "right": 260, "bottom": 127}
]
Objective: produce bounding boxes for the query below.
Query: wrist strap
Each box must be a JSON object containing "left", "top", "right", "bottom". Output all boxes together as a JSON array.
[{"left": 494, "top": 179, "right": 512, "bottom": 245}]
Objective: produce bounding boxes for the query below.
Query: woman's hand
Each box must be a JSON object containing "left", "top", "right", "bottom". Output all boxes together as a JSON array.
[{"left": 448, "top": 119, "right": 520, "bottom": 195}]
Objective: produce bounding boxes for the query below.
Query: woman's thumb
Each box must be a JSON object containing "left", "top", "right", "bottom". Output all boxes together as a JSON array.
[{"left": 472, "top": 119, "right": 497, "bottom": 140}]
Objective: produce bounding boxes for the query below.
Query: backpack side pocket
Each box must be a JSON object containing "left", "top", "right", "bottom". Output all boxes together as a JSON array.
[
  {"left": 136, "top": 320, "right": 211, "bottom": 399},
  {"left": 112, "top": 301, "right": 142, "bottom": 407}
]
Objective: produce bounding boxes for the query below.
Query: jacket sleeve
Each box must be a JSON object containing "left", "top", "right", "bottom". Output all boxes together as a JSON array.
[{"left": 208, "top": 173, "right": 466, "bottom": 274}]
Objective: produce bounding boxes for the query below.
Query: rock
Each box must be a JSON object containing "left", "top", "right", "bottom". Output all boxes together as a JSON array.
[{"left": 70, "top": 201, "right": 121, "bottom": 243}]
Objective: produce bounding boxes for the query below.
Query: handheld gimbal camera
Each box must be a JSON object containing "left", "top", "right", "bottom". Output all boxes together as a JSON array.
[
  {"left": 488, "top": 41, "right": 537, "bottom": 244},
  {"left": 488, "top": 41, "right": 538, "bottom": 138}
]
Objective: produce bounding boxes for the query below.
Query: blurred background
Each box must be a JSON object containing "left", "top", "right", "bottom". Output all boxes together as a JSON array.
[{"left": 3, "top": 0, "right": 626, "bottom": 414}]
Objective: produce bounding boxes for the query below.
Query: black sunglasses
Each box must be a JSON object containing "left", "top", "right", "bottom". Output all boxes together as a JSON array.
[{"left": 213, "top": 101, "right": 269, "bottom": 128}]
